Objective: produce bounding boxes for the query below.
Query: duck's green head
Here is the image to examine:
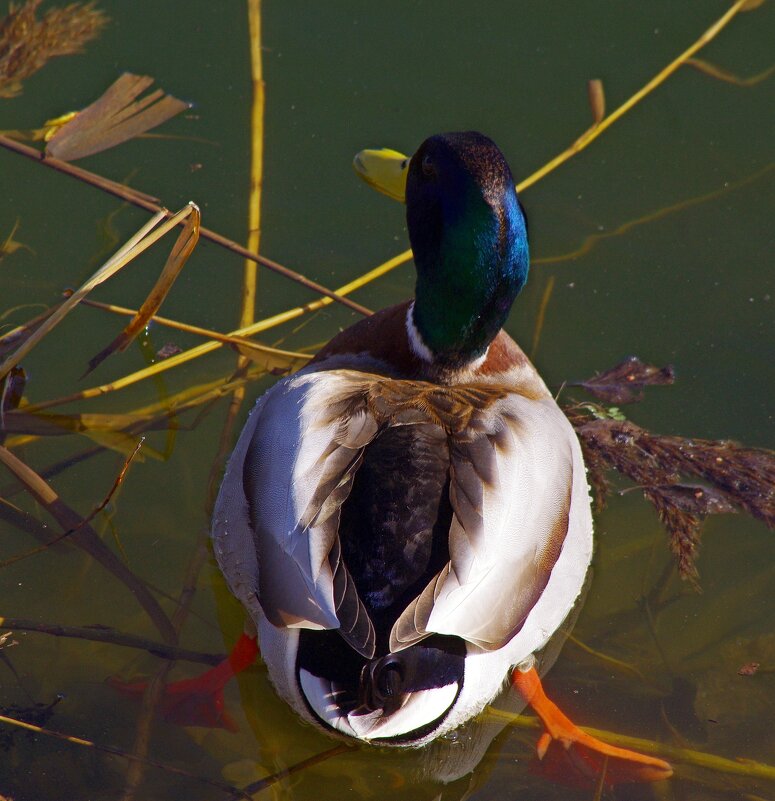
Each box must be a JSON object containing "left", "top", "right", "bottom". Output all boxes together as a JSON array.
[{"left": 406, "top": 131, "right": 529, "bottom": 367}]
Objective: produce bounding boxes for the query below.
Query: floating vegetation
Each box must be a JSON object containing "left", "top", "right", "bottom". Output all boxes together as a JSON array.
[
  {"left": 0, "top": 0, "right": 107, "bottom": 98},
  {"left": 566, "top": 405, "right": 775, "bottom": 585}
]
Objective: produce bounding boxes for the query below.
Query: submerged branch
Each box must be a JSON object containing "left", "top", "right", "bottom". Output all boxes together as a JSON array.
[
  {"left": 0, "top": 445, "right": 176, "bottom": 644},
  {"left": 0, "top": 617, "right": 223, "bottom": 665}
]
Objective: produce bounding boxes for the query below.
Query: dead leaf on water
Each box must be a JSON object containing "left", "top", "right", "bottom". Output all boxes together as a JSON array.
[
  {"left": 572, "top": 356, "right": 675, "bottom": 404},
  {"left": 45, "top": 72, "right": 190, "bottom": 161}
]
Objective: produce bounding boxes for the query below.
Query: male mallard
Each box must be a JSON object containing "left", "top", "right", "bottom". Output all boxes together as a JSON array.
[{"left": 165, "top": 132, "right": 670, "bottom": 783}]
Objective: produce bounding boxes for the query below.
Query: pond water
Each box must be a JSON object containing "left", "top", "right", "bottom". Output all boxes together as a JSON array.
[{"left": 1, "top": 1, "right": 773, "bottom": 799}]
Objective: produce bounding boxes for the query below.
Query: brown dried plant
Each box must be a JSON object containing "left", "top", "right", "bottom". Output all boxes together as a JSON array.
[
  {"left": 0, "top": 0, "right": 107, "bottom": 98},
  {"left": 565, "top": 401, "right": 775, "bottom": 588}
]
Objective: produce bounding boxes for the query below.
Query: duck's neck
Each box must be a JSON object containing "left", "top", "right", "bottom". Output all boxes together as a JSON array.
[{"left": 409, "top": 189, "right": 529, "bottom": 368}]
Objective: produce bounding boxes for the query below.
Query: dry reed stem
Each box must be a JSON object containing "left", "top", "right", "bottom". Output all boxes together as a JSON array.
[
  {"left": 0, "top": 204, "right": 195, "bottom": 381},
  {"left": 487, "top": 710, "right": 775, "bottom": 782},
  {"left": 0, "top": 134, "right": 371, "bottom": 315},
  {"left": 517, "top": 0, "right": 752, "bottom": 192},
  {"left": 86, "top": 205, "right": 201, "bottom": 374},
  {"left": 243, "top": 0, "right": 264, "bottom": 331},
  {"left": 78, "top": 297, "right": 310, "bottom": 362},
  {"left": 205, "top": 0, "right": 267, "bottom": 511},
  {"left": 2, "top": 366, "right": 267, "bottom": 455}
]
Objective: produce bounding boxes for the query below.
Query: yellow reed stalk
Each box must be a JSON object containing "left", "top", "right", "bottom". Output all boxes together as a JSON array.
[
  {"left": 243, "top": 0, "right": 264, "bottom": 327},
  {"left": 79, "top": 298, "right": 310, "bottom": 362},
  {"left": 487, "top": 709, "right": 775, "bottom": 782},
  {"left": 517, "top": 0, "right": 751, "bottom": 193}
]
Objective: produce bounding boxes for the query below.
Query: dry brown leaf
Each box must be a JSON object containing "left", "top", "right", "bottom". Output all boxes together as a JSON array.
[
  {"left": 572, "top": 413, "right": 775, "bottom": 583},
  {"left": 45, "top": 72, "right": 190, "bottom": 161}
]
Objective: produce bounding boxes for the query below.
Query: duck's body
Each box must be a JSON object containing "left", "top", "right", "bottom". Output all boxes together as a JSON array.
[
  {"left": 201, "top": 132, "right": 671, "bottom": 784},
  {"left": 213, "top": 300, "right": 592, "bottom": 745}
]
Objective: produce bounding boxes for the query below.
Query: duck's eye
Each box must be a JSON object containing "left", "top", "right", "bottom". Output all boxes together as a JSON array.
[{"left": 421, "top": 155, "right": 435, "bottom": 177}]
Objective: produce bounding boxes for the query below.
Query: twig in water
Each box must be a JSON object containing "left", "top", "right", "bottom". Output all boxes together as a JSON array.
[
  {"left": 0, "top": 617, "right": 223, "bottom": 665},
  {"left": 0, "top": 444, "right": 176, "bottom": 644},
  {"left": 0, "top": 439, "right": 143, "bottom": 568}
]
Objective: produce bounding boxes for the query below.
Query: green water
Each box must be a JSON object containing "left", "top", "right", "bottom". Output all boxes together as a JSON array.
[{"left": 1, "top": 1, "right": 773, "bottom": 799}]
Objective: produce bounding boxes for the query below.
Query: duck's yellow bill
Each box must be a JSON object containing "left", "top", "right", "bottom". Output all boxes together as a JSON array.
[{"left": 352, "top": 148, "right": 410, "bottom": 203}]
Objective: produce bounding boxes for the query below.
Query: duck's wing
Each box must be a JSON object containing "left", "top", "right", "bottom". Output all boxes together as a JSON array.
[
  {"left": 213, "top": 368, "right": 585, "bottom": 660},
  {"left": 390, "top": 392, "right": 587, "bottom": 652},
  {"left": 211, "top": 370, "right": 381, "bottom": 658}
]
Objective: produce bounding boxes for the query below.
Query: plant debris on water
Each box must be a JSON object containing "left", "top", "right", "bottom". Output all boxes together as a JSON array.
[{"left": 0, "top": 0, "right": 107, "bottom": 98}]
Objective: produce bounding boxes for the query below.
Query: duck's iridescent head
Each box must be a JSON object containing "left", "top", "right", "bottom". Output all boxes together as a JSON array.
[{"left": 406, "top": 132, "right": 529, "bottom": 367}]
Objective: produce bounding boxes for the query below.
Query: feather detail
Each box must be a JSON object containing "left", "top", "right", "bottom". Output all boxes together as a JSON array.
[{"left": 390, "top": 395, "right": 575, "bottom": 652}]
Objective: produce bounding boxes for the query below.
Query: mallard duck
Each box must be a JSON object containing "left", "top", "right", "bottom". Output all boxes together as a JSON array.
[{"left": 154, "top": 132, "right": 671, "bottom": 783}]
